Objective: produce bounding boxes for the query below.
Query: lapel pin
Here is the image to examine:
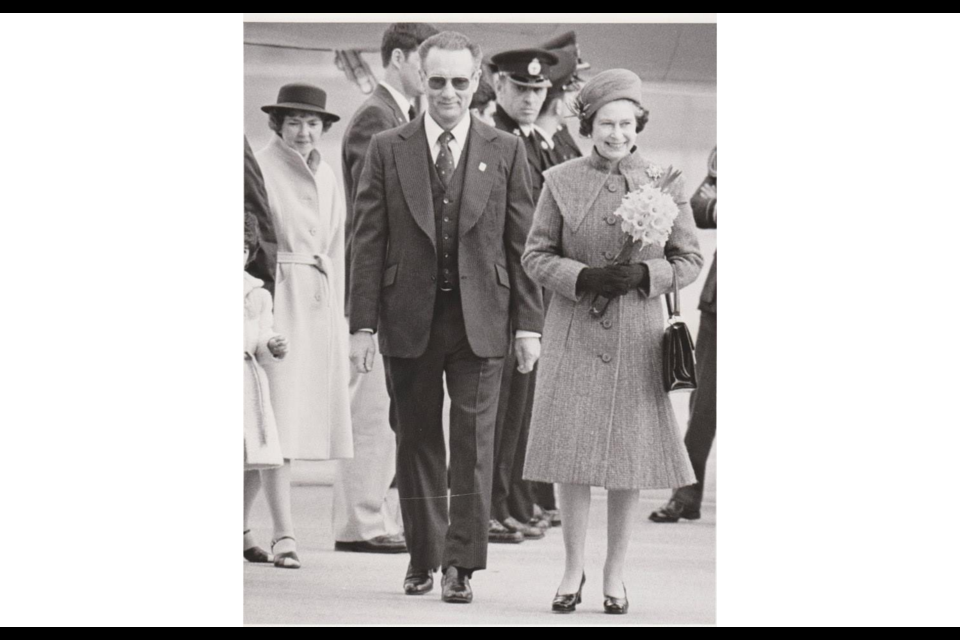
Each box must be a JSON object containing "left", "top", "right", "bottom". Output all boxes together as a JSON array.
[{"left": 479, "top": 162, "right": 487, "bottom": 172}]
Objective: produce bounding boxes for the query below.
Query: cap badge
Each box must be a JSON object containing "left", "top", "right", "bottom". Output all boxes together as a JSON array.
[{"left": 527, "top": 58, "right": 541, "bottom": 76}]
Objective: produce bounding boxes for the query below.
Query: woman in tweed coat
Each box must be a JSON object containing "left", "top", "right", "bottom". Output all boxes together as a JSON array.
[{"left": 521, "top": 70, "right": 702, "bottom": 613}]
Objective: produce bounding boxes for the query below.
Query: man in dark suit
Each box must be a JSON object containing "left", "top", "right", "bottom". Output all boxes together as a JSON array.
[
  {"left": 349, "top": 31, "right": 543, "bottom": 604},
  {"left": 334, "top": 22, "right": 438, "bottom": 556},
  {"left": 650, "top": 147, "right": 718, "bottom": 523}
]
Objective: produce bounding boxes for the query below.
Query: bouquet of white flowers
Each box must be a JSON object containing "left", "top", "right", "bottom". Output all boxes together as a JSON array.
[{"left": 589, "top": 165, "right": 684, "bottom": 317}]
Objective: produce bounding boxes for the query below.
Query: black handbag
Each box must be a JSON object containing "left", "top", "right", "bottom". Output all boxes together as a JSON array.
[{"left": 662, "top": 268, "right": 698, "bottom": 392}]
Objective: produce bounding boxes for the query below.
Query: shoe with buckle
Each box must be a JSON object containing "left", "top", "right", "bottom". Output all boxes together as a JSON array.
[
  {"left": 243, "top": 529, "right": 273, "bottom": 563},
  {"left": 648, "top": 498, "right": 701, "bottom": 523},
  {"left": 603, "top": 584, "right": 629, "bottom": 614},
  {"left": 403, "top": 564, "right": 435, "bottom": 595},
  {"left": 551, "top": 572, "right": 585, "bottom": 613},
  {"left": 503, "top": 516, "right": 545, "bottom": 540},
  {"left": 441, "top": 566, "right": 473, "bottom": 604},
  {"left": 488, "top": 519, "right": 524, "bottom": 544},
  {"left": 271, "top": 536, "right": 301, "bottom": 569},
  {"left": 334, "top": 533, "right": 407, "bottom": 554}
]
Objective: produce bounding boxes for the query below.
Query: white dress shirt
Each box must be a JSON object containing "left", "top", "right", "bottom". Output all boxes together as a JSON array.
[
  {"left": 379, "top": 80, "right": 413, "bottom": 122},
  {"left": 358, "top": 111, "right": 539, "bottom": 340}
]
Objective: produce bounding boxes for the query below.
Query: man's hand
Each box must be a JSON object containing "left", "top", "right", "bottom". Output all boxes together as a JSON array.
[
  {"left": 267, "top": 335, "right": 288, "bottom": 359},
  {"left": 350, "top": 332, "right": 377, "bottom": 374},
  {"left": 514, "top": 337, "right": 541, "bottom": 374}
]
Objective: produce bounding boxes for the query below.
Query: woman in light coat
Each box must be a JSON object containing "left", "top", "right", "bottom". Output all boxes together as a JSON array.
[
  {"left": 521, "top": 69, "right": 703, "bottom": 614},
  {"left": 246, "top": 83, "right": 353, "bottom": 569}
]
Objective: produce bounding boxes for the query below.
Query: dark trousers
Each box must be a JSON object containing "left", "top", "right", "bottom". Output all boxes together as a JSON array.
[
  {"left": 384, "top": 290, "right": 504, "bottom": 572},
  {"left": 674, "top": 311, "right": 717, "bottom": 508},
  {"left": 491, "top": 347, "right": 537, "bottom": 523}
]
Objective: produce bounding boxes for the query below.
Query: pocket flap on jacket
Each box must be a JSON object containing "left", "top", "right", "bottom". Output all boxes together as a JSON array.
[
  {"left": 382, "top": 263, "right": 398, "bottom": 288},
  {"left": 495, "top": 263, "right": 510, "bottom": 289}
]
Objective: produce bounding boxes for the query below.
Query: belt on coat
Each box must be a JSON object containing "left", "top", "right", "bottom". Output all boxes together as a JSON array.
[{"left": 276, "top": 251, "right": 335, "bottom": 308}]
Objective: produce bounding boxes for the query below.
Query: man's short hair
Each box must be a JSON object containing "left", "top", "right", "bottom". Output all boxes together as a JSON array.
[
  {"left": 418, "top": 31, "right": 483, "bottom": 72},
  {"left": 380, "top": 23, "right": 439, "bottom": 67},
  {"left": 470, "top": 78, "right": 496, "bottom": 110}
]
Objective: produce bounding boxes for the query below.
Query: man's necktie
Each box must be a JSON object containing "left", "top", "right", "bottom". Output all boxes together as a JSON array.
[
  {"left": 436, "top": 131, "right": 455, "bottom": 189},
  {"left": 408, "top": 105, "right": 417, "bottom": 122}
]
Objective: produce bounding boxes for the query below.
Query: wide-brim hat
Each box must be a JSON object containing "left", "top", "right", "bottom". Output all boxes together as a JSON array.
[
  {"left": 260, "top": 82, "right": 340, "bottom": 123},
  {"left": 490, "top": 48, "right": 559, "bottom": 88}
]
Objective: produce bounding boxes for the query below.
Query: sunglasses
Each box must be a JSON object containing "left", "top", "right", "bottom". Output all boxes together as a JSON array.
[{"left": 426, "top": 75, "right": 472, "bottom": 91}]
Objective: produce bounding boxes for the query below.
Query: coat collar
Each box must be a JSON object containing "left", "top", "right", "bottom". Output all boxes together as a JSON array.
[
  {"left": 373, "top": 82, "right": 407, "bottom": 125},
  {"left": 544, "top": 147, "right": 656, "bottom": 233},
  {"left": 262, "top": 135, "right": 321, "bottom": 179},
  {"left": 393, "top": 114, "right": 499, "bottom": 248}
]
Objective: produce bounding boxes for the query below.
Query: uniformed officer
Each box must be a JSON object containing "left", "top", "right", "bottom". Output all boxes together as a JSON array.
[
  {"left": 486, "top": 48, "right": 558, "bottom": 544},
  {"left": 489, "top": 48, "right": 559, "bottom": 205}
]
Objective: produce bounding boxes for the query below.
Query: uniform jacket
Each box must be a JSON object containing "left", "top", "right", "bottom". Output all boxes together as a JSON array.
[
  {"left": 245, "top": 136, "right": 278, "bottom": 295},
  {"left": 691, "top": 146, "right": 717, "bottom": 315}
]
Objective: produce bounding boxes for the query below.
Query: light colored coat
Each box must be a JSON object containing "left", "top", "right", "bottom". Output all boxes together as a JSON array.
[
  {"left": 256, "top": 136, "right": 353, "bottom": 461},
  {"left": 521, "top": 150, "right": 702, "bottom": 489},
  {"left": 244, "top": 272, "right": 283, "bottom": 470}
]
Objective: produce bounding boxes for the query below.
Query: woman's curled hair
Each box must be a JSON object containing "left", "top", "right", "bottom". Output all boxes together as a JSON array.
[
  {"left": 267, "top": 107, "right": 335, "bottom": 135},
  {"left": 577, "top": 101, "right": 650, "bottom": 137}
]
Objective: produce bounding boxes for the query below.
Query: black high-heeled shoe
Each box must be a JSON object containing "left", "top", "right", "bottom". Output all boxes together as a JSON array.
[
  {"left": 603, "top": 584, "right": 629, "bottom": 614},
  {"left": 551, "top": 573, "right": 585, "bottom": 613}
]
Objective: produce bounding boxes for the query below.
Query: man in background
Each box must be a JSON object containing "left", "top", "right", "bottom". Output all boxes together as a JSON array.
[{"left": 334, "top": 22, "right": 439, "bottom": 555}]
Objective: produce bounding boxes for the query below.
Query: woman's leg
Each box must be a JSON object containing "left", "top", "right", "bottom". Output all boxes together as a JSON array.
[
  {"left": 556, "top": 483, "right": 591, "bottom": 593},
  {"left": 261, "top": 460, "right": 296, "bottom": 553},
  {"left": 604, "top": 488, "right": 641, "bottom": 598},
  {"left": 243, "top": 470, "right": 262, "bottom": 550}
]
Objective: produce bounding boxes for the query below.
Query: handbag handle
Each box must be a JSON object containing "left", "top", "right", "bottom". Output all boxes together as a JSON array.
[{"left": 665, "top": 266, "right": 681, "bottom": 318}]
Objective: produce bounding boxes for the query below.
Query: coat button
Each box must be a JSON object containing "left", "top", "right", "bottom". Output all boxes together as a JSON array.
[
  {"left": 443, "top": 216, "right": 450, "bottom": 222},
  {"left": 607, "top": 183, "right": 617, "bottom": 192},
  {"left": 603, "top": 251, "right": 614, "bottom": 260},
  {"left": 601, "top": 319, "right": 613, "bottom": 329},
  {"left": 443, "top": 198, "right": 450, "bottom": 205},
  {"left": 309, "top": 228, "right": 317, "bottom": 236},
  {"left": 606, "top": 215, "right": 618, "bottom": 225},
  {"left": 601, "top": 353, "right": 612, "bottom": 363},
  {"left": 431, "top": 275, "right": 437, "bottom": 282},
  {"left": 314, "top": 293, "right": 322, "bottom": 301}
]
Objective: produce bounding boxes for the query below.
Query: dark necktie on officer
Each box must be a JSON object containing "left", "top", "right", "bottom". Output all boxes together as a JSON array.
[
  {"left": 436, "top": 131, "right": 455, "bottom": 189},
  {"left": 408, "top": 105, "right": 417, "bottom": 122}
]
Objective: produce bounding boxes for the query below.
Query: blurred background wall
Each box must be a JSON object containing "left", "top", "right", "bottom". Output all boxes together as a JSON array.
[{"left": 244, "top": 21, "right": 717, "bottom": 486}]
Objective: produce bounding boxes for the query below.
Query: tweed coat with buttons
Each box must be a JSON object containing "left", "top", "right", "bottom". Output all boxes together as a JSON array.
[{"left": 521, "top": 149, "right": 703, "bottom": 489}]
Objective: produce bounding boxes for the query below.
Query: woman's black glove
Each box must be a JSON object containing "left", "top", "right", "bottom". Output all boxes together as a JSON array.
[
  {"left": 606, "top": 263, "right": 649, "bottom": 296},
  {"left": 576, "top": 264, "right": 649, "bottom": 297}
]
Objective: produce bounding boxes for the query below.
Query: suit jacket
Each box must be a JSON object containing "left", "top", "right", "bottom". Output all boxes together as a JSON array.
[
  {"left": 244, "top": 135, "right": 277, "bottom": 295},
  {"left": 349, "top": 114, "right": 544, "bottom": 359},
  {"left": 340, "top": 84, "right": 409, "bottom": 310},
  {"left": 492, "top": 104, "right": 549, "bottom": 206},
  {"left": 691, "top": 147, "right": 717, "bottom": 315}
]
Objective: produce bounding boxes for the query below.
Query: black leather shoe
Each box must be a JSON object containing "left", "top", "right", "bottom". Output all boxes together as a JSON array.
[
  {"left": 403, "top": 564, "right": 435, "bottom": 596},
  {"left": 542, "top": 508, "right": 562, "bottom": 527},
  {"left": 648, "top": 498, "right": 701, "bottom": 523},
  {"left": 441, "top": 566, "right": 473, "bottom": 604},
  {"left": 334, "top": 533, "right": 407, "bottom": 554},
  {"left": 551, "top": 573, "right": 585, "bottom": 613},
  {"left": 603, "top": 585, "right": 629, "bottom": 614},
  {"left": 503, "top": 516, "right": 545, "bottom": 540},
  {"left": 488, "top": 519, "right": 524, "bottom": 544}
]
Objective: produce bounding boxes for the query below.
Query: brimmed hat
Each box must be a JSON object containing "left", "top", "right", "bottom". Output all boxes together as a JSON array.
[
  {"left": 544, "top": 48, "right": 580, "bottom": 99},
  {"left": 490, "top": 48, "right": 559, "bottom": 88},
  {"left": 577, "top": 69, "right": 643, "bottom": 120},
  {"left": 260, "top": 83, "right": 340, "bottom": 123}
]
